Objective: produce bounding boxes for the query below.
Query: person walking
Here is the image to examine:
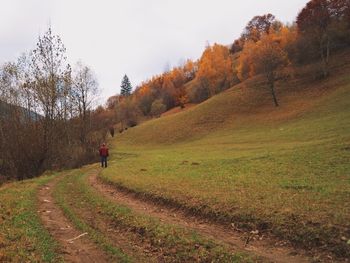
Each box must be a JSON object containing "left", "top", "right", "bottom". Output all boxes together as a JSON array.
[{"left": 99, "top": 143, "right": 109, "bottom": 168}]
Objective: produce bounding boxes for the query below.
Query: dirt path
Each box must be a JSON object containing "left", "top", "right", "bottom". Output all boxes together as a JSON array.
[
  {"left": 37, "top": 175, "right": 111, "bottom": 263},
  {"left": 89, "top": 172, "right": 314, "bottom": 263}
]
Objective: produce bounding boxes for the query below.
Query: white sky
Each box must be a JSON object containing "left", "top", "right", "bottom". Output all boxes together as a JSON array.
[{"left": 0, "top": 0, "right": 309, "bottom": 102}]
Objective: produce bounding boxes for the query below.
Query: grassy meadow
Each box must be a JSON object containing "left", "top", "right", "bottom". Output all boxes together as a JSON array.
[
  {"left": 53, "top": 166, "right": 253, "bottom": 262},
  {"left": 1, "top": 167, "right": 254, "bottom": 262},
  {"left": 0, "top": 52, "right": 349, "bottom": 261},
  {"left": 0, "top": 174, "right": 62, "bottom": 262},
  {"left": 100, "top": 58, "right": 350, "bottom": 257}
]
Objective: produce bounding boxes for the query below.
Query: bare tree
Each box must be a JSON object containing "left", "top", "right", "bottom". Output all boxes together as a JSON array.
[
  {"left": 30, "top": 27, "right": 70, "bottom": 161},
  {"left": 0, "top": 27, "right": 103, "bottom": 181},
  {"left": 71, "top": 61, "right": 98, "bottom": 144}
]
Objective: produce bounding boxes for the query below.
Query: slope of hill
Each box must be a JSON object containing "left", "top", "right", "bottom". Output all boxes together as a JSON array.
[
  {"left": 160, "top": 103, "right": 197, "bottom": 117},
  {"left": 1, "top": 52, "right": 349, "bottom": 262},
  {"left": 99, "top": 50, "right": 350, "bottom": 258},
  {"left": 0, "top": 100, "right": 41, "bottom": 120},
  {"left": 117, "top": 51, "right": 350, "bottom": 146}
]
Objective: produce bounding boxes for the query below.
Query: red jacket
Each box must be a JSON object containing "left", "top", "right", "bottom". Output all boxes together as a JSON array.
[{"left": 99, "top": 146, "right": 109, "bottom": 157}]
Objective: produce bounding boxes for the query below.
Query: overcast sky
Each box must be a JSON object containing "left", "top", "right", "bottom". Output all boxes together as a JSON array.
[{"left": 0, "top": 0, "right": 309, "bottom": 102}]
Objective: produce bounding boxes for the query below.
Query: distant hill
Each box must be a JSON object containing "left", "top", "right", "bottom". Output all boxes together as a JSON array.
[
  {"left": 117, "top": 49, "right": 350, "bottom": 145},
  {"left": 0, "top": 100, "right": 41, "bottom": 121}
]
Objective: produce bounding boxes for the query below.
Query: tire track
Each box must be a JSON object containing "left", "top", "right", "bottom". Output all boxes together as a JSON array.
[
  {"left": 89, "top": 172, "right": 313, "bottom": 263},
  {"left": 37, "top": 175, "right": 111, "bottom": 263}
]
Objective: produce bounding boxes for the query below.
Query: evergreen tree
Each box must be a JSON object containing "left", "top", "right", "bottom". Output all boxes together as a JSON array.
[{"left": 120, "top": 74, "right": 132, "bottom": 96}]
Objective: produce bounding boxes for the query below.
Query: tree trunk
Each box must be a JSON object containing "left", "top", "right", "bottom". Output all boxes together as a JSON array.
[
  {"left": 269, "top": 78, "right": 279, "bottom": 107},
  {"left": 325, "top": 36, "right": 330, "bottom": 76},
  {"left": 320, "top": 34, "right": 330, "bottom": 78}
]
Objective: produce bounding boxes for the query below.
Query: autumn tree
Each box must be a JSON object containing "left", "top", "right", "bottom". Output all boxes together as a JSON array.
[
  {"left": 171, "top": 67, "right": 188, "bottom": 108},
  {"left": 275, "top": 25, "right": 298, "bottom": 62},
  {"left": 150, "top": 99, "right": 166, "bottom": 117},
  {"left": 160, "top": 67, "right": 189, "bottom": 109},
  {"left": 106, "top": 95, "right": 119, "bottom": 110},
  {"left": 241, "top": 14, "right": 276, "bottom": 42},
  {"left": 297, "top": 0, "right": 332, "bottom": 77},
  {"left": 0, "top": 27, "right": 108, "bottom": 182},
  {"left": 0, "top": 62, "right": 19, "bottom": 106},
  {"left": 297, "top": 0, "right": 350, "bottom": 77},
  {"left": 116, "top": 97, "right": 140, "bottom": 128},
  {"left": 16, "top": 53, "right": 38, "bottom": 118},
  {"left": 0, "top": 55, "right": 46, "bottom": 179},
  {"left": 328, "top": 0, "right": 350, "bottom": 47},
  {"left": 71, "top": 61, "right": 98, "bottom": 144},
  {"left": 194, "top": 44, "right": 234, "bottom": 101},
  {"left": 230, "top": 38, "right": 244, "bottom": 54},
  {"left": 120, "top": 74, "right": 132, "bottom": 96},
  {"left": 236, "top": 40, "right": 256, "bottom": 81},
  {"left": 126, "top": 59, "right": 197, "bottom": 116},
  {"left": 182, "top": 59, "right": 197, "bottom": 81},
  {"left": 31, "top": 27, "right": 71, "bottom": 162},
  {"left": 237, "top": 34, "right": 289, "bottom": 107},
  {"left": 0, "top": 62, "right": 22, "bottom": 178},
  {"left": 161, "top": 73, "right": 176, "bottom": 109},
  {"left": 134, "top": 83, "right": 154, "bottom": 115}
]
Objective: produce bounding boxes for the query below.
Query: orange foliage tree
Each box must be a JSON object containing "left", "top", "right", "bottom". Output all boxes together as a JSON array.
[
  {"left": 237, "top": 34, "right": 289, "bottom": 107},
  {"left": 241, "top": 14, "right": 276, "bottom": 42},
  {"left": 131, "top": 59, "right": 197, "bottom": 114},
  {"left": 297, "top": 0, "right": 350, "bottom": 76},
  {"left": 195, "top": 44, "right": 234, "bottom": 98}
]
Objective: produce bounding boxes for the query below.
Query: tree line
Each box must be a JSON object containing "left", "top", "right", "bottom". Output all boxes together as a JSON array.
[
  {"left": 105, "top": 0, "right": 350, "bottom": 127},
  {"left": 0, "top": 28, "right": 108, "bottom": 182}
]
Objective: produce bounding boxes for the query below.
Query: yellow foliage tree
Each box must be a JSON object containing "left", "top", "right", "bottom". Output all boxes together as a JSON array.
[
  {"left": 237, "top": 34, "right": 289, "bottom": 106},
  {"left": 236, "top": 40, "right": 256, "bottom": 81},
  {"left": 196, "top": 44, "right": 234, "bottom": 96}
]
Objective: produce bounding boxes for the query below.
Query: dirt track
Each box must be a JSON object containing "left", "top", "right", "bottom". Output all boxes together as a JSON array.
[
  {"left": 89, "top": 172, "right": 312, "bottom": 263},
  {"left": 37, "top": 176, "right": 111, "bottom": 263},
  {"left": 35, "top": 170, "right": 338, "bottom": 262}
]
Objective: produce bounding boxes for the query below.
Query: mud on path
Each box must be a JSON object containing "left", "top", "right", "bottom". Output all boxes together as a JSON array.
[
  {"left": 89, "top": 172, "right": 315, "bottom": 263},
  {"left": 37, "top": 175, "right": 111, "bottom": 263}
]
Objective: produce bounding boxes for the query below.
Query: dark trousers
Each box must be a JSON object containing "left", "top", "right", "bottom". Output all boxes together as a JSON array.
[{"left": 101, "top": 156, "right": 107, "bottom": 168}]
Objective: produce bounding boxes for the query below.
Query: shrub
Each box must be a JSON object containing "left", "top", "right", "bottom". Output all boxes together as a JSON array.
[{"left": 150, "top": 99, "right": 166, "bottom": 117}]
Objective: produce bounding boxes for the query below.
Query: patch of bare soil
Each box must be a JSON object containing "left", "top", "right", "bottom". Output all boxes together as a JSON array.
[
  {"left": 89, "top": 172, "right": 326, "bottom": 263},
  {"left": 37, "top": 176, "right": 111, "bottom": 263},
  {"left": 65, "top": 186, "right": 160, "bottom": 262}
]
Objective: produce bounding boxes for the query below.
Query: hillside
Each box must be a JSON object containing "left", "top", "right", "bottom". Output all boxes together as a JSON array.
[
  {"left": 1, "top": 52, "right": 349, "bottom": 262},
  {"left": 117, "top": 51, "right": 350, "bottom": 146},
  {"left": 0, "top": 100, "right": 41, "bottom": 120},
  {"left": 100, "top": 50, "right": 350, "bottom": 259},
  {"left": 2, "top": 0, "right": 350, "bottom": 261}
]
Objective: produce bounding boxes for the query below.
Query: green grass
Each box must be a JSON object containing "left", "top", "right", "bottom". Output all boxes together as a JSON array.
[
  {"left": 1, "top": 52, "right": 349, "bottom": 261},
  {"left": 100, "top": 62, "right": 350, "bottom": 257},
  {"left": 55, "top": 166, "right": 254, "bottom": 262},
  {"left": 53, "top": 170, "right": 131, "bottom": 263},
  {"left": 0, "top": 175, "right": 62, "bottom": 262}
]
